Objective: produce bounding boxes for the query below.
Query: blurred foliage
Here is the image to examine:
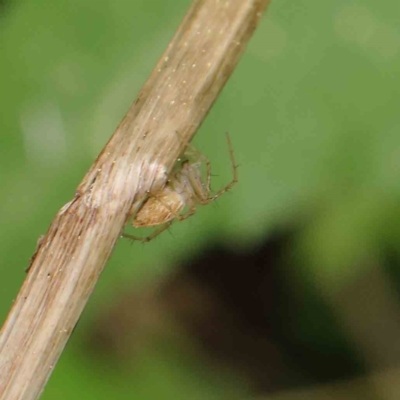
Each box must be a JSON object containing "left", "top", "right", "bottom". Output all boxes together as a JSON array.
[{"left": 1, "top": 0, "right": 400, "bottom": 399}]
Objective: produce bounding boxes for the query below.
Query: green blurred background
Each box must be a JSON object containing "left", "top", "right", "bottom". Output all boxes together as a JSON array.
[{"left": 1, "top": 0, "right": 400, "bottom": 399}]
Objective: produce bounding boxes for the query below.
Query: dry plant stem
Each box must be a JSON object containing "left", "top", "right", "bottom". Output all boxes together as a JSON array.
[{"left": 0, "top": 0, "right": 271, "bottom": 399}]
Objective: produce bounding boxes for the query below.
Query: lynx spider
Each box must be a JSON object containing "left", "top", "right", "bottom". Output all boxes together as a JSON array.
[{"left": 122, "top": 132, "right": 238, "bottom": 243}]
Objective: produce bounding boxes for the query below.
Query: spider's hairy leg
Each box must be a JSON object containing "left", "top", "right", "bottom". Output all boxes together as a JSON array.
[
  {"left": 176, "top": 204, "right": 197, "bottom": 222},
  {"left": 199, "top": 132, "right": 238, "bottom": 205},
  {"left": 175, "top": 131, "right": 213, "bottom": 195},
  {"left": 122, "top": 222, "right": 173, "bottom": 243}
]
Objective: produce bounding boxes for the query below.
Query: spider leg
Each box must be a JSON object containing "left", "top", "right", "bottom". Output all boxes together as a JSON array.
[
  {"left": 175, "top": 131, "right": 212, "bottom": 195},
  {"left": 122, "top": 221, "right": 173, "bottom": 243},
  {"left": 198, "top": 132, "right": 238, "bottom": 205},
  {"left": 176, "top": 204, "right": 197, "bottom": 222}
]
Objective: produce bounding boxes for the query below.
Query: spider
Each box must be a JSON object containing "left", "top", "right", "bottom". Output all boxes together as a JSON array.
[{"left": 122, "top": 132, "right": 238, "bottom": 242}]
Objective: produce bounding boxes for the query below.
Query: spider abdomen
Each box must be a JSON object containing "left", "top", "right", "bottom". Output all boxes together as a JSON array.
[{"left": 133, "top": 186, "right": 187, "bottom": 227}]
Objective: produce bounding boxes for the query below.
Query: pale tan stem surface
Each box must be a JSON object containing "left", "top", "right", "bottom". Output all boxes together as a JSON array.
[{"left": 0, "top": 0, "right": 271, "bottom": 399}]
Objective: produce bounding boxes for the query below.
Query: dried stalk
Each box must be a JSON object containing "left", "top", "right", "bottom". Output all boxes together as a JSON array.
[{"left": 0, "top": 0, "right": 271, "bottom": 399}]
